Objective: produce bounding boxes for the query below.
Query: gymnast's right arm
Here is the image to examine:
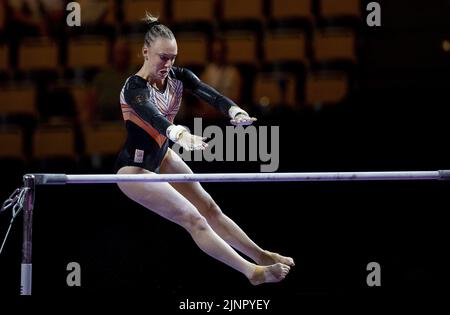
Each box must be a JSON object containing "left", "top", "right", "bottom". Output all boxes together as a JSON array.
[
  {"left": 123, "top": 76, "right": 172, "bottom": 135},
  {"left": 123, "top": 76, "right": 207, "bottom": 150}
]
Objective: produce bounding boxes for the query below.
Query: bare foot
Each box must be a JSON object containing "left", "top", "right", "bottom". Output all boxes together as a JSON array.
[
  {"left": 258, "top": 250, "right": 295, "bottom": 267},
  {"left": 248, "top": 263, "right": 291, "bottom": 285}
]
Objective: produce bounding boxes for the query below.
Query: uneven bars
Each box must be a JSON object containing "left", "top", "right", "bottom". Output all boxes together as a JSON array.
[
  {"left": 29, "top": 170, "right": 450, "bottom": 185},
  {"left": 16, "top": 169, "right": 450, "bottom": 295}
]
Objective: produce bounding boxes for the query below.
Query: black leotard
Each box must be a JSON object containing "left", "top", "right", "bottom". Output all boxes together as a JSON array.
[{"left": 114, "top": 66, "right": 238, "bottom": 173}]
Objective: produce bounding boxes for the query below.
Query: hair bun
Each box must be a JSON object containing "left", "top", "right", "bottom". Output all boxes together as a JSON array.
[{"left": 147, "top": 20, "right": 161, "bottom": 29}]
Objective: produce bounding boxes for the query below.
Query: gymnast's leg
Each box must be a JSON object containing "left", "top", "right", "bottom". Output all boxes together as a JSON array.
[
  {"left": 116, "top": 166, "right": 291, "bottom": 285},
  {"left": 159, "top": 149, "right": 295, "bottom": 267}
]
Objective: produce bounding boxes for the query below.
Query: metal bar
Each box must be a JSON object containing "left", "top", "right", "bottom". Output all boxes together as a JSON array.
[
  {"left": 29, "top": 170, "right": 450, "bottom": 185},
  {"left": 20, "top": 174, "right": 35, "bottom": 295}
]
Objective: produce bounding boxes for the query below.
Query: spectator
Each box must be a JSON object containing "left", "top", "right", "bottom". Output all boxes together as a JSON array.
[
  {"left": 87, "top": 38, "right": 134, "bottom": 122},
  {"left": 196, "top": 37, "right": 242, "bottom": 120},
  {"left": 6, "top": 0, "right": 47, "bottom": 36},
  {"left": 37, "top": 77, "right": 78, "bottom": 124},
  {"left": 40, "top": 0, "right": 65, "bottom": 38}
]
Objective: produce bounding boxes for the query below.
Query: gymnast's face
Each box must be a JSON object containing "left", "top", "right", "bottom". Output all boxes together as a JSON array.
[{"left": 143, "top": 37, "right": 178, "bottom": 80}]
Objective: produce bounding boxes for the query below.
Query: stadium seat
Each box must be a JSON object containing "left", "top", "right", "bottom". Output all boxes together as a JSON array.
[
  {"left": 33, "top": 125, "right": 76, "bottom": 160},
  {"left": 0, "top": 86, "right": 36, "bottom": 117},
  {"left": 224, "top": 32, "right": 258, "bottom": 65},
  {"left": 270, "top": 0, "right": 313, "bottom": 22},
  {"left": 175, "top": 33, "right": 208, "bottom": 67},
  {"left": 172, "top": 0, "right": 214, "bottom": 24},
  {"left": 0, "top": 127, "right": 24, "bottom": 160},
  {"left": 0, "top": 3, "right": 5, "bottom": 32},
  {"left": 253, "top": 72, "right": 297, "bottom": 107},
  {"left": 222, "top": 0, "right": 264, "bottom": 22},
  {"left": 305, "top": 71, "right": 349, "bottom": 106},
  {"left": 313, "top": 28, "right": 357, "bottom": 63},
  {"left": 319, "top": 0, "right": 361, "bottom": 20},
  {"left": 264, "top": 31, "right": 307, "bottom": 64},
  {"left": 123, "top": 0, "right": 166, "bottom": 25},
  {"left": 70, "top": 84, "right": 92, "bottom": 123},
  {"left": 83, "top": 122, "right": 126, "bottom": 156},
  {"left": 18, "top": 37, "right": 59, "bottom": 71},
  {"left": 0, "top": 44, "right": 9, "bottom": 71},
  {"left": 67, "top": 37, "right": 109, "bottom": 69},
  {"left": 104, "top": 0, "right": 117, "bottom": 26}
]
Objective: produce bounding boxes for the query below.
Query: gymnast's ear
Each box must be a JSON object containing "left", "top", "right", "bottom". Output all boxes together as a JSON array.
[{"left": 142, "top": 46, "right": 149, "bottom": 61}]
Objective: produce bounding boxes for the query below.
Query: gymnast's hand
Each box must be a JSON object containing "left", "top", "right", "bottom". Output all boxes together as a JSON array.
[
  {"left": 230, "top": 112, "right": 257, "bottom": 126},
  {"left": 176, "top": 130, "right": 208, "bottom": 151},
  {"left": 167, "top": 125, "right": 208, "bottom": 151}
]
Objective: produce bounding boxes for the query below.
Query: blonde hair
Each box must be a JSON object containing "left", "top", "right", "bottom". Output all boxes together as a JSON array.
[{"left": 142, "top": 12, "right": 175, "bottom": 47}]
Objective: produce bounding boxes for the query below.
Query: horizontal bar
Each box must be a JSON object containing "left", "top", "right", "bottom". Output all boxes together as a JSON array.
[{"left": 29, "top": 170, "right": 450, "bottom": 185}]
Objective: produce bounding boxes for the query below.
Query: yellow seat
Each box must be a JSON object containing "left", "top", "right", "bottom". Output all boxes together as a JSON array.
[
  {"left": 18, "top": 37, "right": 59, "bottom": 71},
  {"left": 104, "top": 0, "right": 117, "bottom": 26},
  {"left": 270, "top": 0, "right": 313, "bottom": 21},
  {"left": 0, "top": 86, "right": 36, "bottom": 117},
  {"left": 172, "top": 0, "right": 214, "bottom": 24},
  {"left": 176, "top": 33, "right": 208, "bottom": 67},
  {"left": 305, "top": 72, "right": 348, "bottom": 106},
  {"left": 320, "top": 0, "right": 361, "bottom": 19},
  {"left": 264, "top": 32, "right": 307, "bottom": 63},
  {"left": 313, "top": 29, "right": 356, "bottom": 63},
  {"left": 224, "top": 32, "right": 258, "bottom": 65},
  {"left": 0, "top": 44, "right": 9, "bottom": 71},
  {"left": 0, "top": 128, "right": 24, "bottom": 160},
  {"left": 123, "top": 0, "right": 166, "bottom": 24},
  {"left": 70, "top": 84, "right": 91, "bottom": 123},
  {"left": 222, "top": 0, "right": 263, "bottom": 22},
  {"left": 33, "top": 125, "right": 76, "bottom": 160},
  {"left": 67, "top": 37, "right": 109, "bottom": 69},
  {"left": 0, "top": 3, "right": 5, "bottom": 32},
  {"left": 78, "top": 0, "right": 116, "bottom": 26},
  {"left": 127, "top": 36, "right": 145, "bottom": 67},
  {"left": 253, "top": 73, "right": 297, "bottom": 107},
  {"left": 83, "top": 122, "right": 126, "bottom": 156}
]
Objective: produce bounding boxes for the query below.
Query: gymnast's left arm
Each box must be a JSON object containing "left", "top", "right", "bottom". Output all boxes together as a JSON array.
[{"left": 174, "top": 67, "right": 257, "bottom": 126}]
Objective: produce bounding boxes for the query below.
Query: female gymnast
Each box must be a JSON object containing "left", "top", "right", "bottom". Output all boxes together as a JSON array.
[{"left": 115, "top": 14, "right": 294, "bottom": 285}]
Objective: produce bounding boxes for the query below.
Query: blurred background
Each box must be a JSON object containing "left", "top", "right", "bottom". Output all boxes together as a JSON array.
[{"left": 0, "top": 0, "right": 449, "bottom": 306}]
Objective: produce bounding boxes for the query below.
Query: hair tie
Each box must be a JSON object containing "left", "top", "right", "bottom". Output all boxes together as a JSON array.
[{"left": 148, "top": 21, "right": 161, "bottom": 29}]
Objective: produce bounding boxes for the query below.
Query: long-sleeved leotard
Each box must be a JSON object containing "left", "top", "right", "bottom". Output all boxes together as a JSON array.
[{"left": 114, "top": 66, "right": 240, "bottom": 172}]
